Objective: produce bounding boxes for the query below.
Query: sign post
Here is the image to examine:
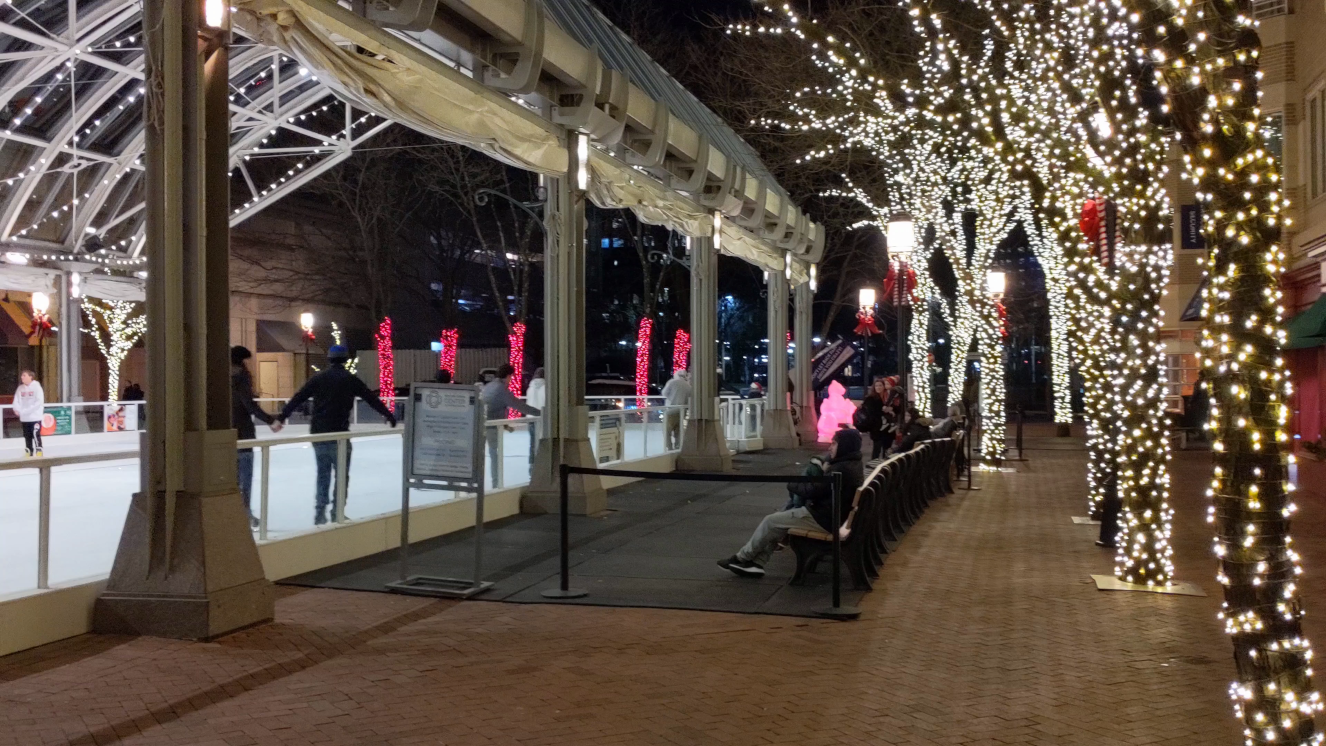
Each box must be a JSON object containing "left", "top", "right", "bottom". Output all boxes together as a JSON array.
[{"left": 386, "top": 382, "right": 493, "bottom": 598}]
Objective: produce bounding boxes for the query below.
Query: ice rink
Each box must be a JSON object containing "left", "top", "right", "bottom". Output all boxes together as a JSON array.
[{"left": 0, "top": 420, "right": 673, "bottom": 598}]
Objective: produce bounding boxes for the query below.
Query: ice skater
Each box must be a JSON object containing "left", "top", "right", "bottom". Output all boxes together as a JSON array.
[
  {"left": 278, "top": 345, "right": 397, "bottom": 525},
  {"left": 232, "top": 346, "right": 283, "bottom": 528},
  {"left": 14, "top": 369, "right": 44, "bottom": 457}
]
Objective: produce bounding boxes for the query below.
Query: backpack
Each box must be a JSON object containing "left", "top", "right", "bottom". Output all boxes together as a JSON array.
[{"left": 852, "top": 404, "right": 879, "bottom": 433}]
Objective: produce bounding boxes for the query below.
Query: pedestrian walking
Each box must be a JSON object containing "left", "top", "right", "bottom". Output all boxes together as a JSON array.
[
  {"left": 278, "top": 345, "right": 397, "bottom": 525},
  {"left": 232, "top": 347, "right": 283, "bottom": 528},
  {"left": 479, "top": 364, "right": 540, "bottom": 487},
  {"left": 14, "top": 369, "right": 44, "bottom": 457},
  {"left": 660, "top": 369, "right": 692, "bottom": 450}
]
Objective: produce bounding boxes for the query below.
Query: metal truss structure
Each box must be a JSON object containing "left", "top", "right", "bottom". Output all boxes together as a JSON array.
[{"left": 0, "top": 0, "right": 393, "bottom": 264}]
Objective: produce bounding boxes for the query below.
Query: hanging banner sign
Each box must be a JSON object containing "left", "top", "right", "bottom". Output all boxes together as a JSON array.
[
  {"left": 41, "top": 406, "right": 72, "bottom": 436},
  {"left": 596, "top": 414, "right": 622, "bottom": 464},
  {"left": 104, "top": 403, "right": 138, "bottom": 432},
  {"left": 1180, "top": 204, "right": 1206, "bottom": 249}
]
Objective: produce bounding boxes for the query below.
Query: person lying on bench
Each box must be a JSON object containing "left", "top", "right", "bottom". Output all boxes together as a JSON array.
[{"left": 719, "top": 429, "right": 865, "bottom": 577}]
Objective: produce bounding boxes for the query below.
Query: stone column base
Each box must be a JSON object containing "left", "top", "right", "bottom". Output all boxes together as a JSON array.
[
  {"left": 94, "top": 489, "right": 274, "bottom": 640},
  {"left": 676, "top": 418, "right": 733, "bottom": 472},
  {"left": 761, "top": 409, "right": 799, "bottom": 449},
  {"left": 523, "top": 436, "right": 607, "bottom": 515}
]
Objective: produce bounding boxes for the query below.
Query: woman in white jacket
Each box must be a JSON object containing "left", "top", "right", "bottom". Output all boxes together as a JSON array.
[
  {"left": 14, "top": 369, "right": 45, "bottom": 457},
  {"left": 525, "top": 367, "right": 546, "bottom": 466}
]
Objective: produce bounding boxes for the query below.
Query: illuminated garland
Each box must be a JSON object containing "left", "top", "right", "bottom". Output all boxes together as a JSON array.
[
  {"left": 635, "top": 318, "right": 653, "bottom": 408},
  {"left": 82, "top": 299, "right": 147, "bottom": 401},
  {"left": 508, "top": 321, "right": 526, "bottom": 417},
  {"left": 672, "top": 328, "right": 690, "bottom": 375},
  {"left": 439, "top": 327, "right": 459, "bottom": 377},
  {"left": 375, "top": 316, "right": 393, "bottom": 395},
  {"left": 1126, "top": 0, "right": 1324, "bottom": 741}
]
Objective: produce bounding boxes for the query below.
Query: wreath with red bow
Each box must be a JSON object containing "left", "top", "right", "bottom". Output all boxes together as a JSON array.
[
  {"left": 27, "top": 313, "right": 53, "bottom": 344},
  {"left": 854, "top": 308, "right": 881, "bottom": 336}
]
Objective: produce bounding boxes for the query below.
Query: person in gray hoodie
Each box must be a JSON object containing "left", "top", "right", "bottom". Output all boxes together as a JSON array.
[{"left": 479, "top": 364, "right": 540, "bottom": 485}]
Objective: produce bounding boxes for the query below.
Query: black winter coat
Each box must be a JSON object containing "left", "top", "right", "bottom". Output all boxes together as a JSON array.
[
  {"left": 788, "top": 452, "right": 865, "bottom": 532},
  {"left": 232, "top": 367, "right": 274, "bottom": 441},
  {"left": 278, "top": 363, "right": 395, "bottom": 434}
]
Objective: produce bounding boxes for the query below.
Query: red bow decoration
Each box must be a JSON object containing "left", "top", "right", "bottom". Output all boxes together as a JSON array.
[
  {"left": 996, "top": 301, "right": 1008, "bottom": 340},
  {"left": 27, "top": 314, "right": 53, "bottom": 344},
  {"left": 854, "top": 308, "right": 881, "bottom": 336},
  {"left": 1079, "top": 198, "right": 1102, "bottom": 245},
  {"left": 883, "top": 262, "right": 917, "bottom": 306}
]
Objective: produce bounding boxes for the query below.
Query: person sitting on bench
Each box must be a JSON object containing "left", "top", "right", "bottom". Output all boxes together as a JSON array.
[
  {"left": 888, "top": 407, "right": 933, "bottom": 455},
  {"left": 719, "top": 429, "right": 864, "bottom": 577}
]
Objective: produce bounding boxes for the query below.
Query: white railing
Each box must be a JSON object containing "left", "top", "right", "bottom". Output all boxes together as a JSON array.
[
  {"left": 0, "top": 405, "right": 691, "bottom": 598},
  {"left": 720, "top": 398, "right": 767, "bottom": 441},
  {"left": 1253, "top": 0, "right": 1290, "bottom": 18}
]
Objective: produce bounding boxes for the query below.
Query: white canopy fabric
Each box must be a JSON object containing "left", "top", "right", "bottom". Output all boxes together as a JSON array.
[
  {"left": 585, "top": 150, "right": 710, "bottom": 238},
  {"left": 234, "top": 0, "right": 568, "bottom": 176},
  {"left": 0, "top": 265, "right": 58, "bottom": 295}
]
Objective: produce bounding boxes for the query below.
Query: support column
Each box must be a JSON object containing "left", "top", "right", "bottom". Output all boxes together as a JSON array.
[
  {"left": 525, "top": 143, "right": 606, "bottom": 514},
  {"left": 761, "top": 272, "right": 797, "bottom": 448},
  {"left": 95, "top": 1, "right": 273, "bottom": 639},
  {"left": 58, "top": 272, "right": 82, "bottom": 401},
  {"left": 793, "top": 280, "right": 818, "bottom": 444},
  {"left": 677, "top": 234, "right": 731, "bottom": 471}
]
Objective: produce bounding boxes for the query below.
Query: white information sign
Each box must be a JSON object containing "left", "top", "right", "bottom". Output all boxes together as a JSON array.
[
  {"left": 596, "top": 414, "right": 622, "bottom": 465},
  {"left": 409, "top": 385, "right": 480, "bottom": 481}
]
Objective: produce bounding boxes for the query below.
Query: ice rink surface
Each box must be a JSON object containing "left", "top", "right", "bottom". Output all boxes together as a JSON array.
[{"left": 0, "top": 421, "right": 672, "bottom": 597}]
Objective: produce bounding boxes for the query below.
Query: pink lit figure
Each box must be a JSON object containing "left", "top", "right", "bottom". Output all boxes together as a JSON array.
[{"left": 817, "top": 380, "right": 857, "bottom": 443}]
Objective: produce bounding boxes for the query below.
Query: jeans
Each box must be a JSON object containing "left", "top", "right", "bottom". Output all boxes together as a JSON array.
[
  {"left": 870, "top": 432, "right": 890, "bottom": 460},
  {"left": 665, "top": 408, "right": 683, "bottom": 450},
  {"left": 486, "top": 426, "right": 501, "bottom": 487},
  {"left": 313, "top": 440, "right": 352, "bottom": 519},
  {"left": 736, "top": 507, "right": 827, "bottom": 567},
  {"left": 237, "top": 448, "right": 255, "bottom": 515},
  {"left": 21, "top": 421, "right": 42, "bottom": 456},
  {"left": 527, "top": 419, "right": 540, "bottom": 474}
]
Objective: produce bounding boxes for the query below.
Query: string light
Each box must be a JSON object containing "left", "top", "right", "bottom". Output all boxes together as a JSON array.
[
  {"left": 672, "top": 328, "right": 690, "bottom": 375},
  {"left": 635, "top": 317, "right": 653, "bottom": 408},
  {"left": 82, "top": 299, "right": 147, "bottom": 401},
  {"left": 375, "top": 316, "right": 393, "bottom": 395},
  {"left": 508, "top": 321, "right": 525, "bottom": 417},
  {"left": 439, "top": 328, "right": 459, "bottom": 377}
]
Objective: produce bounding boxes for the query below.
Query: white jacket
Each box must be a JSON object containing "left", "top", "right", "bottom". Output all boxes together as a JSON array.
[
  {"left": 526, "top": 378, "right": 546, "bottom": 410},
  {"left": 661, "top": 375, "right": 692, "bottom": 407},
  {"left": 13, "top": 381, "right": 44, "bottom": 422}
]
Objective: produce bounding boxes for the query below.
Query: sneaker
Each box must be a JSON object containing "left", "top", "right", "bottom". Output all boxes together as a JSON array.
[
  {"left": 34, "top": 449, "right": 43, "bottom": 457},
  {"left": 1095, "top": 540, "right": 1117, "bottom": 549},
  {"left": 718, "top": 555, "right": 765, "bottom": 577},
  {"left": 249, "top": 515, "right": 260, "bottom": 530},
  {"left": 314, "top": 511, "right": 327, "bottom": 526}
]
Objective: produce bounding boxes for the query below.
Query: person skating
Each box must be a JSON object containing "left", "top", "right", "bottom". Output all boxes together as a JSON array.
[
  {"left": 14, "top": 369, "right": 44, "bottom": 457},
  {"left": 232, "top": 347, "right": 283, "bottom": 529},
  {"left": 479, "top": 364, "right": 540, "bottom": 486},
  {"left": 718, "top": 429, "right": 864, "bottom": 577},
  {"left": 278, "top": 345, "right": 396, "bottom": 525}
]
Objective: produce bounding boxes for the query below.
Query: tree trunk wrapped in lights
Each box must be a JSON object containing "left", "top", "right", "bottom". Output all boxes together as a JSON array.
[
  {"left": 83, "top": 299, "right": 147, "bottom": 402},
  {"left": 1127, "top": 0, "right": 1324, "bottom": 740}
]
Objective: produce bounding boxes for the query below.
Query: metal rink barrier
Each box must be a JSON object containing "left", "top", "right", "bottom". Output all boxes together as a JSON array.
[{"left": 544, "top": 465, "right": 860, "bottom": 620}]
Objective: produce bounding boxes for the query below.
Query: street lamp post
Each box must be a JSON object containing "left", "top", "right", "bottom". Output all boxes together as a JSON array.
[
  {"left": 300, "top": 312, "right": 315, "bottom": 382},
  {"left": 858, "top": 287, "right": 876, "bottom": 389},
  {"left": 887, "top": 214, "right": 915, "bottom": 401}
]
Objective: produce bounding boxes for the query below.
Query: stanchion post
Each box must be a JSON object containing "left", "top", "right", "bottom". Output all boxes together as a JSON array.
[
  {"left": 1016, "top": 406, "right": 1024, "bottom": 460},
  {"left": 817, "top": 471, "right": 860, "bottom": 620},
  {"left": 541, "top": 463, "right": 587, "bottom": 599}
]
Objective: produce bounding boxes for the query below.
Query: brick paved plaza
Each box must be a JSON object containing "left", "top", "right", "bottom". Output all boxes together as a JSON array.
[{"left": 3, "top": 433, "right": 1324, "bottom": 745}]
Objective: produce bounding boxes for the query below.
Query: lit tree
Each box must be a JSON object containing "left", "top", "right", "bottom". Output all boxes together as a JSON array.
[
  {"left": 83, "top": 299, "right": 147, "bottom": 402},
  {"left": 1124, "top": 0, "right": 1324, "bottom": 740}
]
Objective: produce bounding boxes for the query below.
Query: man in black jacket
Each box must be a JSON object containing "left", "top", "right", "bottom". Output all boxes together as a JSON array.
[
  {"left": 278, "top": 345, "right": 397, "bottom": 525},
  {"left": 719, "top": 429, "right": 865, "bottom": 577},
  {"left": 232, "top": 346, "right": 282, "bottom": 528}
]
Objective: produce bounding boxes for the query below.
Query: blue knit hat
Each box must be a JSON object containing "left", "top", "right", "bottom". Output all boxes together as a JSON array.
[{"left": 328, "top": 345, "right": 349, "bottom": 361}]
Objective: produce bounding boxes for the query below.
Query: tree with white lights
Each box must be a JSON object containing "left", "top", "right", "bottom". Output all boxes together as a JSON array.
[{"left": 83, "top": 299, "right": 147, "bottom": 402}]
